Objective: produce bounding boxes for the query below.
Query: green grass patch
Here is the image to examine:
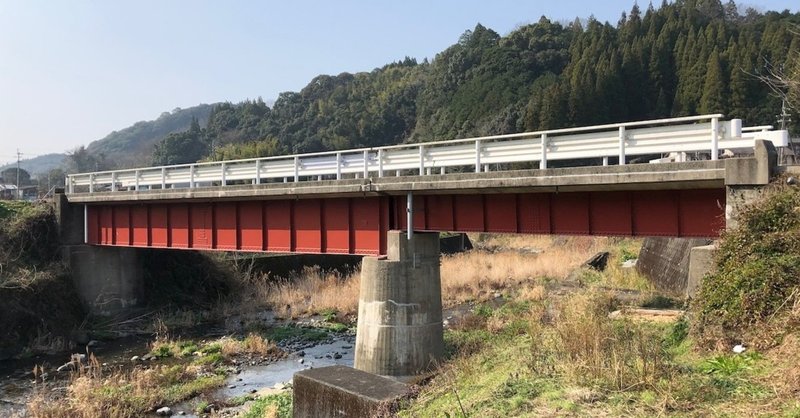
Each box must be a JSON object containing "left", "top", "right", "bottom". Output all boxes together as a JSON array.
[{"left": 241, "top": 392, "right": 293, "bottom": 418}]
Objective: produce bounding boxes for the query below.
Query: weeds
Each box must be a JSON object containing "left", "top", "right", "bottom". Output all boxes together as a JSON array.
[
  {"left": 694, "top": 181, "right": 800, "bottom": 348},
  {"left": 240, "top": 392, "right": 292, "bottom": 418}
]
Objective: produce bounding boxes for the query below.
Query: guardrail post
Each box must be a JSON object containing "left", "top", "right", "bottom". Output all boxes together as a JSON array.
[
  {"left": 475, "top": 140, "right": 482, "bottom": 173},
  {"left": 541, "top": 133, "right": 548, "bottom": 169},
  {"left": 134, "top": 170, "right": 140, "bottom": 191},
  {"left": 711, "top": 117, "right": 719, "bottom": 160},
  {"left": 363, "top": 150, "right": 369, "bottom": 179},
  {"left": 336, "top": 152, "right": 342, "bottom": 180},
  {"left": 255, "top": 160, "right": 262, "bottom": 184},
  {"left": 67, "top": 177, "right": 73, "bottom": 194},
  {"left": 293, "top": 156, "right": 300, "bottom": 182},
  {"left": 418, "top": 145, "right": 425, "bottom": 175},
  {"left": 440, "top": 167, "right": 445, "bottom": 175},
  {"left": 189, "top": 165, "right": 195, "bottom": 188},
  {"left": 618, "top": 126, "right": 626, "bottom": 166},
  {"left": 221, "top": 162, "right": 227, "bottom": 186},
  {"left": 484, "top": 165, "right": 490, "bottom": 172},
  {"left": 89, "top": 174, "right": 94, "bottom": 193},
  {"left": 603, "top": 156, "right": 609, "bottom": 166},
  {"left": 377, "top": 149, "right": 384, "bottom": 178},
  {"left": 111, "top": 172, "right": 117, "bottom": 192},
  {"left": 161, "top": 167, "right": 166, "bottom": 189}
]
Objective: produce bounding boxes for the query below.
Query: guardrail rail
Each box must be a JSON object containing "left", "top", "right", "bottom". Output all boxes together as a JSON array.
[{"left": 66, "top": 114, "right": 789, "bottom": 194}]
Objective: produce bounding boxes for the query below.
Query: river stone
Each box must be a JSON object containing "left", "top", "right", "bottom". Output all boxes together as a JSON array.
[{"left": 155, "top": 406, "right": 171, "bottom": 416}]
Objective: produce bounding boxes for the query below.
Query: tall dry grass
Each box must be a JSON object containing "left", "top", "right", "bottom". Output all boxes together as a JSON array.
[
  {"left": 551, "top": 290, "right": 671, "bottom": 390},
  {"left": 265, "top": 266, "right": 360, "bottom": 318},
  {"left": 235, "top": 235, "right": 612, "bottom": 317},
  {"left": 440, "top": 235, "right": 606, "bottom": 306}
]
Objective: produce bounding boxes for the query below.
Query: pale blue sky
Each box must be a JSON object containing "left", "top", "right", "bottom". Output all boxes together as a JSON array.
[{"left": 0, "top": 0, "right": 797, "bottom": 163}]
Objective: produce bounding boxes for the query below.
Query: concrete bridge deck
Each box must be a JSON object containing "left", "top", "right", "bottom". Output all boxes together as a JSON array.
[{"left": 66, "top": 160, "right": 726, "bottom": 204}]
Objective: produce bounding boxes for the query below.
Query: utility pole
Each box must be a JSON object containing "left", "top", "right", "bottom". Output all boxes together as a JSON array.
[
  {"left": 777, "top": 98, "right": 795, "bottom": 164},
  {"left": 15, "top": 149, "right": 21, "bottom": 200}
]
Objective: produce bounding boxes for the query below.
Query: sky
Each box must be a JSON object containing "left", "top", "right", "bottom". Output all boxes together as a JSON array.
[{"left": 1, "top": 0, "right": 798, "bottom": 164}]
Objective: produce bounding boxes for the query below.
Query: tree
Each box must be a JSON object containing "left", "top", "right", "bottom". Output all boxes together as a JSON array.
[
  {"left": 66, "top": 146, "right": 109, "bottom": 173},
  {"left": 1, "top": 167, "right": 31, "bottom": 186},
  {"left": 700, "top": 48, "right": 727, "bottom": 114}
]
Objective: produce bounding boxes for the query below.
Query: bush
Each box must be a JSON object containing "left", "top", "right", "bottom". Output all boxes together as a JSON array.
[{"left": 693, "top": 181, "right": 800, "bottom": 348}]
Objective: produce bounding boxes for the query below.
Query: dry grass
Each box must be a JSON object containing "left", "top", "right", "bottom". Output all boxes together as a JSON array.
[
  {"left": 265, "top": 266, "right": 360, "bottom": 318},
  {"left": 440, "top": 235, "right": 606, "bottom": 306},
  {"left": 259, "top": 235, "right": 614, "bottom": 316},
  {"left": 28, "top": 362, "right": 223, "bottom": 418},
  {"left": 552, "top": 290, "right": 671, "bottom": 390},
  {"left": 220, "top": 333, "right": 278, "bottom": 357}
]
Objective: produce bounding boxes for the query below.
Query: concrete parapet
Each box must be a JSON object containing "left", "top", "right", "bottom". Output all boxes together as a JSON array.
[
  {"left": 293, "top": 365, "right": 408, "bottom": 418},
  {"left": 687, "top": 244, "right": 717, "bottom": 298},
  {"left": 724, "top": 140, "right": 778, "bottom": 186},
  {"left": 354, "top": 231, "right": 443, "bottom": 377},
  {"left": 65, "top": 245, "right": 143, "bottom": 315}
]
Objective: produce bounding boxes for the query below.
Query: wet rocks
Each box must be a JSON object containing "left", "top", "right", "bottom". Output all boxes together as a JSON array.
[{"left": 155, "top": 406, "right": 172, "bottom": 416}]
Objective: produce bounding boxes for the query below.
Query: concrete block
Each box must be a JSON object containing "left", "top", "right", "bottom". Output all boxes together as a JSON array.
[
  {"left": 293, "top": 365, "right": 408, "bottom": 418},
  {"left": 687, "top": 244, "right": 717, "bottom": 298}
]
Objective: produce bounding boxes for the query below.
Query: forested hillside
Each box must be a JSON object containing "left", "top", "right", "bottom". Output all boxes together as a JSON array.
[
  {"left": 142, "top": 1, "right": 800, "bottom": 165},
  {"left": 84, "top": 104, "right": 215, "bottom": 168}
]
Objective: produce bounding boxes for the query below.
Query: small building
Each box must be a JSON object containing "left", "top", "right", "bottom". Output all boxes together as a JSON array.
[
  {"left": 0, "top": 184, "right": 38, "bottom": 200},
  {"left": 0, "top": 183, "right": 17, "bottom": 199}
]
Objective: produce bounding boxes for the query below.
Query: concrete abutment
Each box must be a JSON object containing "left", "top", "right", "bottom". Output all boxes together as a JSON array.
[
  {"left": 56, "top": 194, "right": 144, "bottom": 315},
  {"left": 354, "top": 231, "right": 444, "bottom": 377},
  {"left": 681, "top": 140, "right": 778, "bottom": 296}
]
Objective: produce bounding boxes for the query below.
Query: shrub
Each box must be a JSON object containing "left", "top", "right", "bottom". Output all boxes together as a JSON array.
[{"left": 693, "top": 182, "right": 800, "bottom": 348}]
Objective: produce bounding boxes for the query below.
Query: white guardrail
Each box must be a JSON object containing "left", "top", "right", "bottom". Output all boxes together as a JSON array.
[{"left": 67, "top": 114, "right": 789, "bottom": 194}]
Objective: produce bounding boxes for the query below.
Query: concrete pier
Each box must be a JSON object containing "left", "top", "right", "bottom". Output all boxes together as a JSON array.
[{"left": 354, "top": 231, "right": 444, "bottom": 377}]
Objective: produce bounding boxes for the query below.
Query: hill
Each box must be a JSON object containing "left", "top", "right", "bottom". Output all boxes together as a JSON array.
[
  {"left": 85, "top": 104, "right": 216, "bottom": 168},
  {"left": 0, "top": 153, "right": 65, "bottom": 177},
  {"left": 147, "top": 0, "right": 799, "bottom": 166}
]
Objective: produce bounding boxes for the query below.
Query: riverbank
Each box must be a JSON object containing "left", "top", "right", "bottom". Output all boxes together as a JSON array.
[{"left": 3, "top": 233, "right": 623, "bottom": 417}]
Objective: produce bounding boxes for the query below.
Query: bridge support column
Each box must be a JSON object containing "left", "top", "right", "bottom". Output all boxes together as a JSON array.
[{"left": 354, "top": 231, "right": 444, "bottom": 377}]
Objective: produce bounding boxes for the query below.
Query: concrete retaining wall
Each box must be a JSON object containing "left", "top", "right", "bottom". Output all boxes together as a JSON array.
[{"left": 637, "top": 237, "right": 712, "bottom": 295}]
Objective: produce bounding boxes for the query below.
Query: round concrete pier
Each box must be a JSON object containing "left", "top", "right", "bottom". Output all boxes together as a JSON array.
[{"left": 354, "top": 231, "right": 444, "bottom": 377}]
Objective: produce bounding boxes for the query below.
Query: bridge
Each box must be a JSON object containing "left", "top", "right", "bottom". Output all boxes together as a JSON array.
[
  {"left": 65, "top": 114, "right": 787, "bottom": 254},
  {"left": 58, "top": 114, "right": 788, "bottom": 377}
]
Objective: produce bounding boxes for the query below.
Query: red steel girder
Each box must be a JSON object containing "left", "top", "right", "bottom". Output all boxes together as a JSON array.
[{"left": 87, "top": 189, "right": 725, "bottom": 255}]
